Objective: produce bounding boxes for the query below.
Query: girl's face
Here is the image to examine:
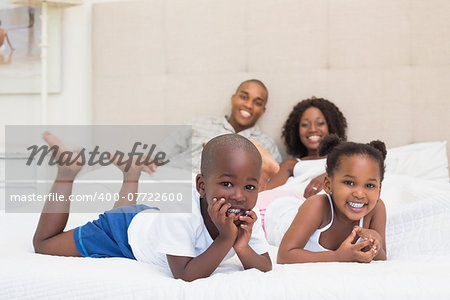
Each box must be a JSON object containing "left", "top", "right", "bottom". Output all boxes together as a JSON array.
[
  {"left": 298, "top": 106, "right": 329, "bottom": 157},
  {"left": 324, "top": 154, "right": 381, "bottom": 222}
]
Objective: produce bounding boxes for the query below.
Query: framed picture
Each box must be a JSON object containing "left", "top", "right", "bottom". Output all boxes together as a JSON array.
[{"left": 0, "top": 5, "right": 61, "bottom": 94}]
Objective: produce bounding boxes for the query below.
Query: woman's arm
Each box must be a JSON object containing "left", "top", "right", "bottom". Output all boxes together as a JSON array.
[{"left": 266, "top": 159, "right": 297, "bottom": 189}]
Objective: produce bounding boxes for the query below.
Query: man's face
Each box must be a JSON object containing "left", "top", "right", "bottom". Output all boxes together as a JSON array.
[{"left": 228, "top": 82, "right": 267, "bottom": 132}]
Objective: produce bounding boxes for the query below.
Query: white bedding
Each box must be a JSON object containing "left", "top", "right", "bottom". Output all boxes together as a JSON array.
[{"left": 1, "top": 173, "right": 450, "bottom": 299}]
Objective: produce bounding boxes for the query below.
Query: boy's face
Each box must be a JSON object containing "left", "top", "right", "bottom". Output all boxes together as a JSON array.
[
  {"left": 196, "top": 149, "right": 261, "bottom": 219},
  {"left": 228, "top": 82, "right": 267, "bottom": 131}
]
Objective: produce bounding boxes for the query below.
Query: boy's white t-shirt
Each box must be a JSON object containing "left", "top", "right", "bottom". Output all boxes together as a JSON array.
[{"left": 127, "top": 189, "right": 269, "bottom": 272}]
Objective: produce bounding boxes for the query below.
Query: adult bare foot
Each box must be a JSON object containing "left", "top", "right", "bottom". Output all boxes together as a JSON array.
[{"left": 249, "top": 139, "right": 280, "bottom": 191}]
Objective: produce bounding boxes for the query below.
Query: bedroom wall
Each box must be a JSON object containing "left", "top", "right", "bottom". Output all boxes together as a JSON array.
[
  {"left": 91, "top": 0, "right": 450, "bottom": 168},
  {"left": 0, "top": 0, "right": 138, "bottom": 153},
  {"left": 0, "top": 0, "right": 449, "bottom": 163}
]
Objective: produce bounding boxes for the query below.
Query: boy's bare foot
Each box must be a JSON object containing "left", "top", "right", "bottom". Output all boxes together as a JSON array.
[
  {"left": 110, "top": 153, "right": 157, "bottom": 181},
  {"left": 43, "top": 131, "right": 84, "bottom": 179},
  {"left": 249, "top": 139, "right": 280, "bottom": 191}
]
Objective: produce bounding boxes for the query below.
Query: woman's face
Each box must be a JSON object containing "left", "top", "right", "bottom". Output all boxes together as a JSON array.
[{"left": 298, "top": 106, "right": 329, "bottom": 157}]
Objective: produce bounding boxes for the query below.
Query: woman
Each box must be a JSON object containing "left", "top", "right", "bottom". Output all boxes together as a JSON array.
[{"left": 266, "top": 97, "right": 347, "bottom": 197}]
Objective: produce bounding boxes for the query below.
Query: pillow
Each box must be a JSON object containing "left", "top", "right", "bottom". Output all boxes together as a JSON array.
[{"left": 385, "top": 141, "right": 449, "bottom": 182}]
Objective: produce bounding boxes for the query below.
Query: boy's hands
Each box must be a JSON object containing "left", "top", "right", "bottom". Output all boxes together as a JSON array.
[
  {"left": 206, "top": 198, "right": 272, "bottom": 273},
  {"left": 335, "top": 228, "right": 378, "bottom": 263},
  {"left": 207, "top": 198, "right": 238, "bottom": 242},
  {"left": 233, "top": 210, "right": 257, "bottom": 252}
]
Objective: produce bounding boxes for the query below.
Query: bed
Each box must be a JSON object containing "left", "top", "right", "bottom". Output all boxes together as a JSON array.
[
  {"left": 1, "top": 141, "right": 450, "bottom": 299},
  {"left": 2, "top": 0, "right": 450, "bottom": 298}
]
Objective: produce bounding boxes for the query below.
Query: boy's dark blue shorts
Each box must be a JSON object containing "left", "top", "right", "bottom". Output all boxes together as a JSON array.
[{"left": 73, "top": 204, "right": 158, "bottom": 259}]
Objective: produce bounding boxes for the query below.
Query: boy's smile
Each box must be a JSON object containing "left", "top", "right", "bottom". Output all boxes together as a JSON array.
[
  {"left": 196, "top": 148, "right": 261, "bottom": 226},
  {"left": 325, "top": 154, "right": 381, "bottom": 222}
]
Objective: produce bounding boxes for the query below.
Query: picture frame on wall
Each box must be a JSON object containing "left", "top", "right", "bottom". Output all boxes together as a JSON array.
[{"left": 0, "top": 5, "right": 61, "bottom": 94}]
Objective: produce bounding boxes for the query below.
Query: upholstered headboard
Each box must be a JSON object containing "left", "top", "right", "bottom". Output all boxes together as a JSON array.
[{"left": 91, "top": 0, "right": 450, "bottom": 168}]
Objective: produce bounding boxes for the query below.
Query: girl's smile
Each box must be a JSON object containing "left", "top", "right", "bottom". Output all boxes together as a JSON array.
[
  {"left": 299, "top": 106, "right": 329, "bottom": 157},
  {"left": 326, "top": 154, "right": 381, "bottom": 222}
]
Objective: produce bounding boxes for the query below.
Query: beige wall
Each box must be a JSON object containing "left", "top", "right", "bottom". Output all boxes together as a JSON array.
[
  {"left": 92, "top": 0, "right": 450, "bottom": 164},
  {"left": 0, "top": 0, "right": 449, "bottom": 165},
  {"left": 0, "top": 0, "right": 138, "bottom": 152}
]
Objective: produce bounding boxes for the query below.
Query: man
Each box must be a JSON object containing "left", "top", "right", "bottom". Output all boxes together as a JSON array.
[{"left": 164, "top": 79, "right": 281, "bottom": 175}]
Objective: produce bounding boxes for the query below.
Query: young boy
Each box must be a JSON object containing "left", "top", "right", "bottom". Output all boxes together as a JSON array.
[{"left": 33, "top": 132, "right": 272, "bottom": 282}]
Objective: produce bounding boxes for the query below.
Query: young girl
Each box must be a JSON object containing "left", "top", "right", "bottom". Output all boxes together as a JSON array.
[
  {"left": 277, "top": 135, "right": 387, "bottom": 263},
  {"left": 266, "top": 97, "right": 347, "bottom": 198}
]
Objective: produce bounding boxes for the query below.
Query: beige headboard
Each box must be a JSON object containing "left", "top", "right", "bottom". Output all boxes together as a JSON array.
[{"left": 92, "top": 0, "right": 450, "bottom": 167}]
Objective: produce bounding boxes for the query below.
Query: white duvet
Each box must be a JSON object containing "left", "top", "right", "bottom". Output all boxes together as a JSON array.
[{"left": 1, "top": 172, "right": 450, "bottom": 299}]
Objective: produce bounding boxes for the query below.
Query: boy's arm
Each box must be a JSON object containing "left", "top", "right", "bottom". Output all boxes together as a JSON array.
[
  {"left": 167, "top": 198, "right": 238, "bottom": 282},
  {"left": 167, "top": 234, "right": 234, "bottom": 282},
  {"left": 233, "top": 211, "right": 272, "bottom": 271},
  {"left": 235, "top": 248, "right": 271, "bottom": 272}
]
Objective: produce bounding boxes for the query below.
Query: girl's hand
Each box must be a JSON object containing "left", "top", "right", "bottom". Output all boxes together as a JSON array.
[
  {"left": 336, "top": 229, "right": 377, "bottom": 263},
  {"left": 234, "top": 210, "right": 257, "bottom": 251},
  {"left": 354, "top": 226, "right": 382, "bottom": 257},
  {"left": 207, "top": 198, "right": 238, "bottom": 242}
]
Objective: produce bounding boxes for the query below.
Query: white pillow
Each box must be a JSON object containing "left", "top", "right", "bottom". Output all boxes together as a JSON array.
[{"left": 385, "top": 141, "right": 449, "bottom": 182}]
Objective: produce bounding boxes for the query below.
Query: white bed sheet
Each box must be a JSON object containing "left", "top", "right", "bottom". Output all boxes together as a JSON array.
[{"left": 1, "top": 175, "right": 450, "bottom": 299}]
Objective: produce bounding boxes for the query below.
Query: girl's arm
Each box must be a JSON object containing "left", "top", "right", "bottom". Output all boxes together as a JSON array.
[
  {"left": 266, "top": 159, "right": 297, "bottom": 189},
  {"left": 277, "top": 195, "right": 375, "bottom": 263},
  {"left": 277, "top": 195, "right": 337, "bottom": 263},
  {"left": 361, "top": 199, "right": 387, "bottom": 260}
]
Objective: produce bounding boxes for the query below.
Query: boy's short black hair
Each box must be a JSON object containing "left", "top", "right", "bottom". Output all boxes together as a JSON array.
[
  {"left": 282, "top": 97, "right": 347, "bottom": 158},
  {"left": 200, "top": 134, "right": 262, "bottom": 176}
]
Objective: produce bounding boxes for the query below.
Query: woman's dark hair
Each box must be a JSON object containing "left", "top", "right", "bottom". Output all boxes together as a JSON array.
[
  {"left": 282, "top": 97, "right": 347, "bottom": 158},
  {"left": 318, "top": 134, "right": 387, "bottom": 181}
]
